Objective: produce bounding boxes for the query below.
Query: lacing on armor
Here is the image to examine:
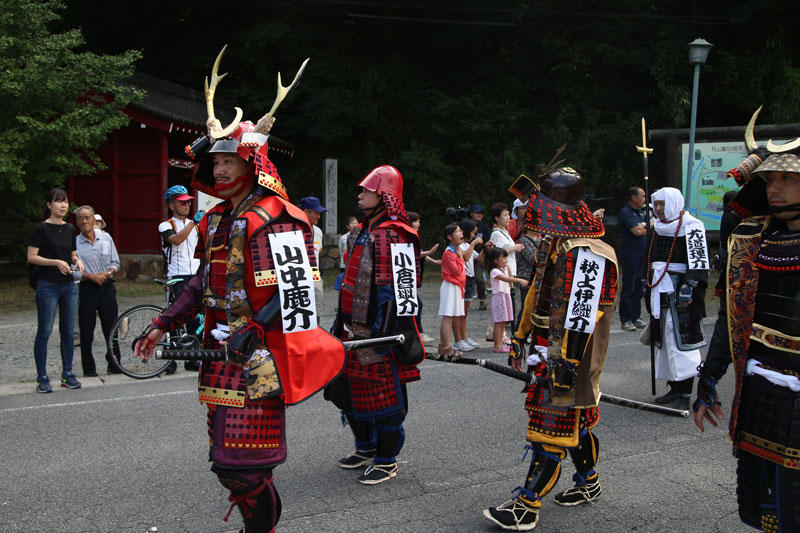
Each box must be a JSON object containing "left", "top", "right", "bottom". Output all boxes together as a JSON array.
[
  {"left": 239, "top": 318, "right": 268, "bottom": 342},
  {"left": 376, "top": 423, "right": 403, "bottom": 432},
  {"left": 511, "top": 485, "right": 541, "bottom": 503},
  {"left": 223, "top": 478, "right": 267, "bottom": 522},
  {"left": 572, "top": 468, "right": 597, "bottom": 486},
  {"left": 521, "top": 443, "right": 563, "bottom": 463}
]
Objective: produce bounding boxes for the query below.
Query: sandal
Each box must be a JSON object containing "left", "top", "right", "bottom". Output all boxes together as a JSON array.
[{"left": 437, "top": 344, "right": 464, "bottom": 359}]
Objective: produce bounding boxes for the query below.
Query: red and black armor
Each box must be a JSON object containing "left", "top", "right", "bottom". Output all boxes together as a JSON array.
[{"left": 326, "top": 165, "right": 422, "bottom": 476}]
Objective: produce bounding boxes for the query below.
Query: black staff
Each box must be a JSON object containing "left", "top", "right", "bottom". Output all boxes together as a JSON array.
[
  {"left": 427, "top": 352, "right": 689, "bottom": 418},
  {"left": 636, "top": 117, "right": 657, "bottom": 396},
  {"left": 154, "top": 334, "right": 406, "bottom": 362}
]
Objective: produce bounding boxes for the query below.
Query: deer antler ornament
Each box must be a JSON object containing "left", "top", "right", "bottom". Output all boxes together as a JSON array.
[{"left": 204, "top": 45, "right": 243, "bottom": 140}]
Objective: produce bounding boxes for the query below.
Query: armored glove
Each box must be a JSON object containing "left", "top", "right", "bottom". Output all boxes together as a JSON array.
[
  {"left": 547, "top": 357, "right": 577, "bottom": 398},
  {"left": 226, "top": 298, "right": 280, "bottom": 365},
  {"left": 677, "top": 279, "right": 698, "bottom": 307},
  {"left": 692, "top": 362, "right": 721, "bottom": 412},
  {"left": 510, "top": 336, "right": 527, "bottom": 360}
]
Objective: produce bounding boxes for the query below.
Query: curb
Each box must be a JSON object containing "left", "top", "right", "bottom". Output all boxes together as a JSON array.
[{"left": 0, "top": 371, "right": 197, "bottom": 397}]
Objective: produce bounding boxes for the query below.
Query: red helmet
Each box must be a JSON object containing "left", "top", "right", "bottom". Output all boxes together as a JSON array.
[
  {"left": 358, "top": 165, "right": 403, "bottom": 197},
  {"left": 358, "top": 165, "right": 407, "bottom": 221}
]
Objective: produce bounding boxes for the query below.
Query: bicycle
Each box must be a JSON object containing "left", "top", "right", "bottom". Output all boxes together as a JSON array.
[{"left": 107, "top": 278, "right": 204, "bottom": 379}]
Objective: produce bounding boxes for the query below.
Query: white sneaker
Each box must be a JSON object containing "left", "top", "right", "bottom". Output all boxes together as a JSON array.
[
  {"left": 453, "top": 340, "right": 475, "bottom": 352},
  {"left": 464, "top": 338, "right": 481, "bottom": 348},
  {"left": 419, "top": 332, "right": 436, "bottom": 344}
]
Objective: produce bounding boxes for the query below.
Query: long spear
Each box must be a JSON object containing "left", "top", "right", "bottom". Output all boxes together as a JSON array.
[
  {"left": 426, "top": 353, "right": 688, "bottom": 417},
  {"left": 636, "top": 118, "right": 657, "bottom": 396}
]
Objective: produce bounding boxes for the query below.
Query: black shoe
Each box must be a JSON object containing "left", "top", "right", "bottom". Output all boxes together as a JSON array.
[
  {"left": 669, "top": 396, "right": 690, "bottom": 411},
  {"left": 184, "top": 361, "right": 201, "bottom": 371},
  {"left": 107, "top": 365, "right": 122, "bottom": 375},
  {"left": 554, "top": 478, "right": 602, "bottom": 506},
  {"left": 84, "top": 371, "right": 99, "bottom": 378},
  {"left": 60, "top": 373, "right": 82, "bottom": 389},
  {"left": 358, "top": 462, "right": 398, "bottom": 485},
  {"left": 164, "top": 361, "right": 177, "bottom": 375},
  {"left": 35, "top": 376, "right": 53, "bottom": 394},
  {"left": 654, "top": 388, "right": 679, "bottom": 405},
  {"left": 483, "top": 498, "right": 540, "bottom": 531},
  {"left": 338, "top": 450, "right": 375, "bottom": 469}
]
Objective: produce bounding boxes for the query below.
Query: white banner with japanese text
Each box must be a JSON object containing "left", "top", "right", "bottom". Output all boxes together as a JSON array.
[
  {"left": 565, "top": 247, "right": 606, "bottom": 335},
  {"left": 390, "top": 243, "right": 419, "bottom": 317},
  {"left": 268, "top": 231, "right": 317, "bottom": 333},
  {"left": 684, "top": 220, "right": 709, "bottom": 271}
]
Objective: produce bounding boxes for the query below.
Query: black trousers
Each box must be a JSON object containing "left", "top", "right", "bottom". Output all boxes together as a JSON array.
[
  {"left": 78, "top": 281, "right": 118, "bottom": 374},
  {"left": 619, "top": 254, "right": 644, "bottom": 323}
]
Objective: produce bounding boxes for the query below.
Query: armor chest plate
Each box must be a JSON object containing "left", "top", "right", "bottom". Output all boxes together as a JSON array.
[{"left": 650, "top": 234, "right": 687, "bottom": 263}]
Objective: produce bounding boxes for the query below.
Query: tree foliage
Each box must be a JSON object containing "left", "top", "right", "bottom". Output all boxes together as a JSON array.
[
  {"left": 61, "top": 0, "right": 800, "bottom": 243},
  {"left": 0, "top": 0, "right": 140, "bottom": 230}
]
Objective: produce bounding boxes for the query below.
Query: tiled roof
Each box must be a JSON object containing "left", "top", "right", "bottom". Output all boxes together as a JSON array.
[{"left": 123, "top": 72, "right": 295, "bottom": 155}]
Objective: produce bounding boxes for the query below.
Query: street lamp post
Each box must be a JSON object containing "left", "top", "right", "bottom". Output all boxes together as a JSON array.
[{"left": 685, "top": 38, "right": 713, "bottom": 214}]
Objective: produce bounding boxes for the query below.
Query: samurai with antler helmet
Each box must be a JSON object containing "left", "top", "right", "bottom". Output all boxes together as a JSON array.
[
  {"left": 134, "top": 46, "right": 344, "bottom": 532},
  {"left": 693, "top": 107, "right": 800, "bottom": 532}
]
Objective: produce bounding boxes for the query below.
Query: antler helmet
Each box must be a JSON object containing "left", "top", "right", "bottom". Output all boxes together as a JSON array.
[
  {"left": 727, "top": 106, "right": 800, "bottom": 218},
  {"left": 521, "top": 166, "right": 604, "bottom": 238},
  {"left": 186, "top": 45, "right": 308, "bottom": 202},
  {"left": 358, "top": 165, "right": 408, "bottom": 222}
]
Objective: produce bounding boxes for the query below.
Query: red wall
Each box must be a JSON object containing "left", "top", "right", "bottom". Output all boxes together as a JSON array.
[{"left": 70, "top": 118, "right": 199, "bottom": 255}]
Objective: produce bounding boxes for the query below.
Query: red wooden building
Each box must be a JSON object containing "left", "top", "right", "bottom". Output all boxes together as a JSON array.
[{"left": 67, "top": 73, "right": 293, "bottom": 257}]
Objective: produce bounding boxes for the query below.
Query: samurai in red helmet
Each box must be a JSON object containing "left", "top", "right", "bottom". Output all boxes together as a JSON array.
[{"left": 325, "top": 164, "right": 423, "bottom": 485}]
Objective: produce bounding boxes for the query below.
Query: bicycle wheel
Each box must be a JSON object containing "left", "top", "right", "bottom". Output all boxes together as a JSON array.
[{"left": 108, "top": 304, "right": 171, "bottom": 379}]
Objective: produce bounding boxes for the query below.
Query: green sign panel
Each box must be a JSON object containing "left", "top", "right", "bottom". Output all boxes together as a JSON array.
[{"left": 681, "top": 141, "right": 749, "bottom": 231}]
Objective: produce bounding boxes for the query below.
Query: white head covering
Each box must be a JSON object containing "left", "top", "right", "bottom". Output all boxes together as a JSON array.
[
  {"left": 652, "top": 187, "right": 698, "bottom": 237},
  {"left": 512, "top": 198, "right": 525, "bottom": 220}
]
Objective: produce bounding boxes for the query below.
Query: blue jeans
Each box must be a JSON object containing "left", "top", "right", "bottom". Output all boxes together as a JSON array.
[{"left": 34, "top": 280, "right": 77, "bottom": 379}]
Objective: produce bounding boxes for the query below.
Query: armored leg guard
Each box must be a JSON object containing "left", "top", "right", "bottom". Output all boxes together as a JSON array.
[
  {"left": 555, "top": 429, "right": 601, "bottom": 506},
  {"left": 339, "top": 414, "right": 377, "bottom": 469},
  {"left": 218, "top": 471, "right": 281, "bottom": 533},
  {"left": 483, "top": 443, "right": 566, "bottom": 530},
  {"left": 358, "top": 415, "right": 405, "bottom": 485},
  {"left": 375, "top": 415, "right": 405, "bottom": 463},
  {"left": 736, "top": 453, "right": 800, "bottom": 532}
]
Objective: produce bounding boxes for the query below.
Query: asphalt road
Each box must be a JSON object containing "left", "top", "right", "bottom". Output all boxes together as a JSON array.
[{"left": 0, "top": 282, "right": 747, "bottom": 532}]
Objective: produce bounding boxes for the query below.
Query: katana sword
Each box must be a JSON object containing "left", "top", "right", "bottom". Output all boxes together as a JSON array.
[
  {"left": 154, "top": 334, "right": 406, "bottom": 362},
  {"left": 426, "top": 352, "right": 689, "bottom": 418},
  {"left": 636, "top": 117, "right": 657, "bottom": 396}
]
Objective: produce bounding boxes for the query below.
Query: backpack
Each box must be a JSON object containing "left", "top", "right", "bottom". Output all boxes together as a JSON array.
[
  {"left": 160, "top": 218, "right": 200, "bottom": 276},
  {"left": 160, "top": 219, "right": 176, "bottom": 275}
]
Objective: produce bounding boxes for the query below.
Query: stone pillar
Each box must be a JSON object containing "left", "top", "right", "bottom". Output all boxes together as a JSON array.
[{"left": 324, "top": 158, "right": 338, "bottom": 236}]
